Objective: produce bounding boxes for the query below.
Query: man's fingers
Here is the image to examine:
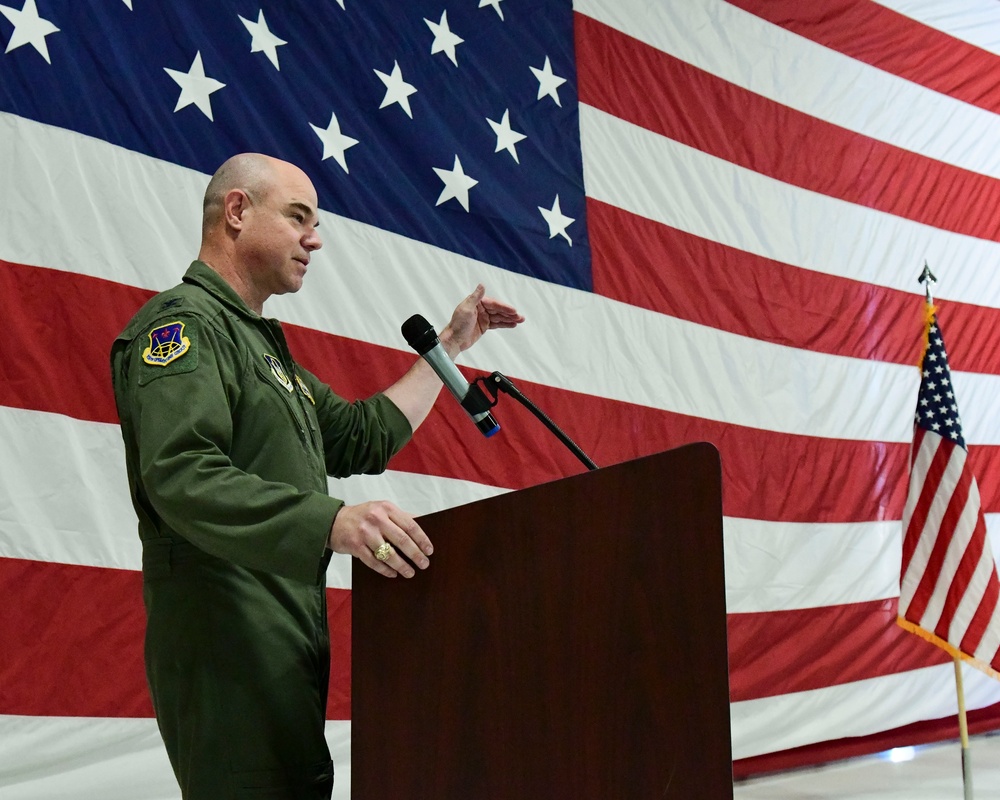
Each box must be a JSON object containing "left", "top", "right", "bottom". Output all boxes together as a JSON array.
[
  {"left": 392, "top": 511, "right": 434, "bottom": 555},
  {"left": 350, "top": 500, "right": 434, "bottom": 578},
  {"left": 384, "top": 513, "right": 433, "bottom": 570},
  {"left": 357, "top": 546, "right": 400, "bottom": 578},
  {"left": 467, "top": 284, "right": 486, "bottom": 304},
  {"left": 360, "top": 533, "right": 416, "bottom": 579},
  {"left": 478, "top": 296, "right": 525, "bottom": 328},
  {"left": 331, "top": 501, "right": 433, "bottom": 579},
  {"left": 487, "top": 319, "right": 520, "bottom": 330}
]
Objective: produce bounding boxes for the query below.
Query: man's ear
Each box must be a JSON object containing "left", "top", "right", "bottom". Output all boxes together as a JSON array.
[{"left": 223, "top": 189, "right": 251, "bottom": 231}]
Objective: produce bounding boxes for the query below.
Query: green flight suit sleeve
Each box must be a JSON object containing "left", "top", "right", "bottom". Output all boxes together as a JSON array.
[
  {"left": 297, "top": 368, "right": 413, "bottom": 479},
  {"left": 119, "top": 314, "right": 337, "bottom": 584}
]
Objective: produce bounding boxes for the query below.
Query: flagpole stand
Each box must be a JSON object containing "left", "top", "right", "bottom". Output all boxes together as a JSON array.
[{"left": 954, "top": 657, "right": 974, "bottom": 800}]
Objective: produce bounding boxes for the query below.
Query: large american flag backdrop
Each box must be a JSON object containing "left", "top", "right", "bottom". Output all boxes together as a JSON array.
[{"left": 4, "top": 0, "right": 1000, "bottom": 796}]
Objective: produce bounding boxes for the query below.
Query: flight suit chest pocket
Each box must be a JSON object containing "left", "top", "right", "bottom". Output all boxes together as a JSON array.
[
  {"left": 252, "top": 355, "right": 325, "bottom": 461},
  {"left": 253, "top": 356, "right": 310, "bottom": 447}
]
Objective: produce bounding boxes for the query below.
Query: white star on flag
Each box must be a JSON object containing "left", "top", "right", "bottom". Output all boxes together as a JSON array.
[
  {"left": 433, "top": 155, "right": 478, "bottom": 212},
  {"left": 374, "top": 60, "right": 418, "bottom": 119},
  {"left": 539, "top": 195, "right": 574, "bottom": 245},
  {"left": 530, "top": 55, "right": 566, "bottom": 107},
  {"left": 310, "top": 111, "right": 359, "bottom": 174},
  {"left": 479, "top": 0, "right": 504, "bottom": 21},
  {"left": 239, "top": 10, "right": 286, "bottom": 70},
  {"left": 0, "top": 0, "right": 60, "bottom": 64},
  {"left": 424, "top": 10, "right": 463, "bottom": 67},
  {"left": 121, "top": 0, "right": 133, "bottom": 9},
  {"left": 164, "top": 51, "right": 226, "bottom": 121},
  {"left": 486, "top": 109, "right": 526, "bottom": 163}
]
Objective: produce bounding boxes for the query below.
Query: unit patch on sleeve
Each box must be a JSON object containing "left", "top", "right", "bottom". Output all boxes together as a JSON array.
[
  {"left": 143, "top": 321, "right": 191, "bottom": 366},
  {"left": 263, "top": 354, "right": 295, "bottom": 392}
]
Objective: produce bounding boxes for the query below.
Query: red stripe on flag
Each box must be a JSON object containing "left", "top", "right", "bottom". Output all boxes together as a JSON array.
[
  {"left": 381, "top": 388, "right": 917, "bottom": 522},
  {"left": 961, "top": 569, "right": 999, "bottom": 660},
  {"left": 935, "top": 506, "right": 987, "bottom": 642},
  {"left": 900, "top": 431, "right": 950, "bottom": 579},
  {"left": 14, "top": 258, "right": 1000, "bottom": 523},
  {"left": 589, "top": 200, "right": 927, "bottom": 365},
  {"left": 726, "top": 0, "right": 1000, "bottom": 116},
  {"left": 326, "top": 588, "right": 352, "bottom": 718},
  {"left": 0, "top": 557, "right": 352, "bottom": 719},
  {"left": 908, "top": 442, "right": 969, "bottom": 622},
  {"left": 733, "top": 700, "right": 1000, "bottom": 778},
  {"left": 588, "top": 205, "right": 1000, "bottom": 372},
  {"left": 0, "top": 260, "right": 147, "bottom": 423},
  {"left": 727, "top": 598, "right": 950, "bottom": 702},
  {"left": 0, "top": 557, "right": 953, "bottom": 716},
  {"left": 0, "top": 557, "right": 151, "bottom": 718},
  {"left": 576, "top": 13, "right": 1000, "bottom": 241}
]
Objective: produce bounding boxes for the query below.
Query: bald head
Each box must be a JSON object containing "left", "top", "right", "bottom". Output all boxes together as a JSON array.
[
  {"left": 197, "top": 153, "right": 322, "bottom": 313},
  {"left": 201, "top": 153, "right": 280, "bottom": 238}
]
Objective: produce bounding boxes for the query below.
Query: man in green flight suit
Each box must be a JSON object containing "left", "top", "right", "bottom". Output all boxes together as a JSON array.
[{"left": 110, "top": 152, "right": 524, "bottom": 799}]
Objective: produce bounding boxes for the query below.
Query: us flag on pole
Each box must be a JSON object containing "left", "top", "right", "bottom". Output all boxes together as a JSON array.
[{"left": 899, "top": 301, "right": 1000, "bottom": 679}]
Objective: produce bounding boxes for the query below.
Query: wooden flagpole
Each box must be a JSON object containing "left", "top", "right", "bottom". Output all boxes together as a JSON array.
[{"left": 954, "top": 657, "right": 974, "bottom": 800}]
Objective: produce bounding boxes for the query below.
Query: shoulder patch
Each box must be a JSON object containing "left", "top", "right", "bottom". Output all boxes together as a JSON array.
[
  {"left": 263, "top": 354, "right": 295, "bottom": 392},
  {"left": 142, "top": 321, "right": 191, "bottom": 366}
]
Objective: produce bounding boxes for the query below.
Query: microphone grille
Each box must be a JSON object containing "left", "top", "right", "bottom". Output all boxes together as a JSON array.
[{"left": 401, "top": 314, "right": 438, "bottom": 354}]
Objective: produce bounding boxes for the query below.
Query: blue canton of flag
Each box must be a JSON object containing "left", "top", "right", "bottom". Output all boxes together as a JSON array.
[
  {"left": 914, "top": 313, "right": 966, "bottom": 450},
  {"left": 0, "top": 0, "right": 590, "bottom": 288}
]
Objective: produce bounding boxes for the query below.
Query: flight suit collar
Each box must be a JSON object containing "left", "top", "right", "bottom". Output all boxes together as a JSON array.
[
  {"left": 182, "top": 260, "right": 296, "bottom": 375},
  {"left": 182, "top": 260, "right": 262, "bottom": 321}
]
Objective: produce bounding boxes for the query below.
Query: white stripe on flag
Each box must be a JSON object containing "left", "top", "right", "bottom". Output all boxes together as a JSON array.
[
  {"left": 576, "top": 0, "right": 1000, "bottom": 178},
  {"left": 723, "top": 517, "right": 903, "bottom": 613},
  {"left": 13, "top": 405, "right": 994, "bottom": 615},
  {"left": 0, "top": 405, "right": 504, "bottom": 589},
  {"left": 579, "top": 103, "right": 1000, "bottom": 304},
  {"left": 876, "top": 0, "right": 1000, "bottom": 55},
  {"left": 932, "top": 479, "right": 988, "bottom": 638},
  {"left": 900, "top": 436, "right": 955, "bottom": 614},
  {"left": 730, "top": 661, "right": 1000, "bottom": 760},
  {"left": 920, "top": 451, "right": 981, "bottom": 631},
  {"left": 0, "top": 716, "right": 352, "bottom": 800},
  {"left": 973, "top": 604, "right": 1000, "bottom": 665}
]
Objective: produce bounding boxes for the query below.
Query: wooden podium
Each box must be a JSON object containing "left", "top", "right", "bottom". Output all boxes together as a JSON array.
[{"left": 352, "top": 443, "right": 732, "bottom": 798}]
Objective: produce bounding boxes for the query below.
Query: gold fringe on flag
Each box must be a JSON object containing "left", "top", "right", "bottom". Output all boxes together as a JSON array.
[
  {"left": 917, "top": 302, "right": 937, "bottom": 368},
  {"left": 897, "top": 616, "right": 1000, "bottom": 682}
]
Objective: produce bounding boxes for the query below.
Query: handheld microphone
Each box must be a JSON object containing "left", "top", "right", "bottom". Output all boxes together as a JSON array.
[{"left": 401, "top": 314, "right": 500, "bottom": 438}]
